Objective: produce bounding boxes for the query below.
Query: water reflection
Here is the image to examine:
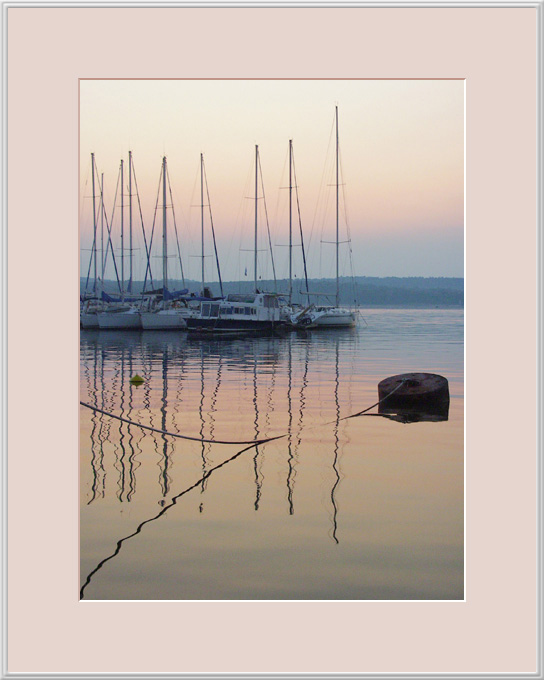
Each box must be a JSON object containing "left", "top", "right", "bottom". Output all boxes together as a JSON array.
[
  {"left": 80, "top": 311, "right": 463, "bottom": 600},
  {"left": 85, "top": 341, "right": 105, "bottom": 504},
  {"left": 330, "top": 339, "right": 341, "bottom": 544},
  {"left": 82, "top": 332, "right": 145, "bottom": 505},
  {"left": 81, "top": 330, "right": 367, "bottom": 516},
  {"left": 252, "top": 355, "right": 262, "bottom": 511},
  {"left": 82, "top": 332, "right": 288, "bottom": 503},
  {"left": 378, "top": 402, "right": 449, "bottom": 423},
  {"left": 80, "top": 439, "right": 262, "bottom": 599},
  {"left": 286, "top": 339, "right": 295, "bottom": 514}
]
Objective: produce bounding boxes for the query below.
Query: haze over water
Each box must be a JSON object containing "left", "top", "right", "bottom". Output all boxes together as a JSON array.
[{"left": 80, "top": 308, "right": 464, "bottom": 600}]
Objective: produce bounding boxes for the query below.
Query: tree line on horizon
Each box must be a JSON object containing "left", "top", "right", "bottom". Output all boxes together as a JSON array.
[{"left": 81, "top": 275, "right": 464, "bottom": 307}]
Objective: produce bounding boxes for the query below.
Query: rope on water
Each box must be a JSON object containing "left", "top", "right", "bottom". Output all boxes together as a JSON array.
[
  {"left": 79, "top": 380, "right": 407, "bottom": 599},
  {"left": 79, "top": 402, "right": 283, "bottom": 445},
  {"left": 79, "top": 380, "right": 405, "bottom": 446}
]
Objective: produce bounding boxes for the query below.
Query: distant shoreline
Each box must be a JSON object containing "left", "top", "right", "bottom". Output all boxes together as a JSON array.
[
  {"left": 81, "top": 275, "right": 464, "bottom": 308},
  {"left": 357, "top": 304, "right": 463, "bottom": 309}
]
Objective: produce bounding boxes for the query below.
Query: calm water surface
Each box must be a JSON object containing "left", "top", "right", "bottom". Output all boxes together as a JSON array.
[{"left": 80, "top": 308, "right": 464, "bottom": 600}]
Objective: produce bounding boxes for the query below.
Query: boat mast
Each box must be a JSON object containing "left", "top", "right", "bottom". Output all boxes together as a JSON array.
[
  {"left": 162, "top": 156, "right": 168, "bottom": 293},
  {"left": 335, "top": 105, "right": 340, "bottom": 307},
  {"left": 128, "top": 151, "right": 133, "bottom": 293},
  {"left": 289, "top": 139, "right": 293, "bottom": 305},
  {"left": 100, "top": 172, "right": 105, "bottom": 287},
  {"left": 292, "top": 143, "right": 310, "bottom": 297},
  {"left": 91, "top": 153, "right": 97, "bottom": 293},
  {"left": 254, "top": 144, "right": 258, "bottom": 292},
  {"left": 201, "top": 153, "right": 205, "bottom": 294},
  {"left": 202, "top": 155, "right": 224, "bottom": 297},
  {"left": 120, "top": 159, "right": 124, "bottom": 297}
]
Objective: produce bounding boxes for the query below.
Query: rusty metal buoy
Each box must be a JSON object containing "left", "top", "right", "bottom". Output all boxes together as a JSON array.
[{"left": 378, "top": 372, "right": 450, "bottom": 422}]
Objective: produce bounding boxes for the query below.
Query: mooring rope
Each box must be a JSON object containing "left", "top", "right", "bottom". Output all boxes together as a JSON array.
[
  {"left": 79, "top": 379, "right": 405, "bottom": 446},
  {"left": 79, "top": 379, "right": 407, "bottom": 599},
  {"left": 79, "top": 440, "right": 258, "bottom": 599},
  {"left": 79, "top": 401, "right": 282, "bottom": 446}
]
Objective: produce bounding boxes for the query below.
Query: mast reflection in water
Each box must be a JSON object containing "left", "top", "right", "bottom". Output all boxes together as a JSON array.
[{"left": 80, "top": 308, "right": 464, "bottom": 600}]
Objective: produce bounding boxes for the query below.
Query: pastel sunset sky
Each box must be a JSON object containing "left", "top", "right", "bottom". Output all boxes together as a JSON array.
[{"left": 80, "top": 79, "right": 464, "bottom": 287}]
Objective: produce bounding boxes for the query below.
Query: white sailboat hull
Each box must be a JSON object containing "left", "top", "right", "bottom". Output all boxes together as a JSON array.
[
  {"left": 81, "top": 313, "right": 99, "bottom": 329},
  {"left": 312, "top": 309, "right": 357, "bottom": 328},
  {"left": 292, "top": 306, "right": 357, "bottom": 328},
  {"left": 97, "top": 310, "right": 142, "bottom": 330},
  {"left": 140, "top": 310, "right": 189, "bottom": 330}
]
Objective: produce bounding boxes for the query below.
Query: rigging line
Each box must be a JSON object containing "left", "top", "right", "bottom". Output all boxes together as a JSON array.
[
  {"left": 79, "top": 161, "right": 90, "bottom": 221},
  {"left": 104, "top": 166, "right": 121, "bottom": 263},
  {"left": 226, "top": 157, "right": 252, "bottom": 288},
  {"left": 80, "top": 163, "right": 92, "bottom": 292},
  {"left": 338, "top": 148, "right": 358, "bottom": 306},
  {"left": 80, "top": 440, "right": 261, "bottom": 599},
  {"left": 291, "top": 147, "right": 310, "bottom": 295},
  {"left": 79, "top": 401, "right": 283, "bottom": 446},
  {"left": 83, "top": 239, "right": 96, "bottom": 297},
  {"left": 131, "top": 158, "right": 154, "bottom": 292},
  {"left": 203, "top": 160, "right": 224, "bottom": 297},
  {"left": 257, "top": 152, "right": 277, "bottom": 291},
  {"left": 142, "top": 163, "right": 163, "bottom": 294},
  {"left": 110, "top": 164, "right": 124, "bottom": 294},
  {"left": 187, "top": 164, "right": 201, "bottom": 264},
  {"left": 275, "top": 149, "right": 290, "bottom": 259},
  {"left": 165, "top": 163, "right": 186, "bottom": 289},
  {"left": 310, "top": 115, "right": 336, "bottom": 261},
  {"left": 97, "top": 170, "right": 123, "bottom": 295}
]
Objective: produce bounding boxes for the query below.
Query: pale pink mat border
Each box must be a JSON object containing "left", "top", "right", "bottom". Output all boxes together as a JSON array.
[{"left": 6, "top": 4, "right": 540, "bottom": 676}]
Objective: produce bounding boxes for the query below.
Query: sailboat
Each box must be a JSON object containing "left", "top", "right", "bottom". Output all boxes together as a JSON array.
[
  {"left": 292, "top": 107, "right": 357, "bottom": 329},
  {"left": 275, "top": 139, "right": 312, "bottom": 326},
  {"left": 81, "top": 153, "right": 105, "bottom": 329},
  {"left": 97, "top": 152, "right": 142, "bottom": 330},
  {"left": 140, "top": 156, "right": 193, "bottom": 330},
  {"left": 186, "top": 145, "right": 284, "bottom": 338}
]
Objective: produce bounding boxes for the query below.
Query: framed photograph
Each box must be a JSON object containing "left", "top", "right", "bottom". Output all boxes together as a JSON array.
[{"left": 4, "top": 1, "right": 541, "bottom": 677}]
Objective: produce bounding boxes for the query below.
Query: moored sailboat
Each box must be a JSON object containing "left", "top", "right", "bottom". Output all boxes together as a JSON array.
[
  {"left": 187, "top": 146, "right": 284, "bottom": 337},
  {"left": 97, "top": 152, "right": 143, "bottom": 330},
  {"left": 81, "top": 153, "right": 104, "bottom": 328},
  {"left": 292, "top": 107, "right": 357, "bottom": 329},
  {"left": 139, "top": 156, "right": 191, "bottom": 330}
]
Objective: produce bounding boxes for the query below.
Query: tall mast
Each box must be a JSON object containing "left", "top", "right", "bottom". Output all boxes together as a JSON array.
[
  {"left": 289, "top": 139, "right": 293, "bottom": 305},
  {"left": 335, "top": 105, "right": 340, "bottom": 307},
  {"left": 254, "top": 144, "right": 259, "bottom": 292},
  {"left": 202, "top": 155, "right": 224, "bottom": 297},
  {"left": 120, "top": 159, "right": 124, "bottom": 296},
  {"left": 91, "top": 153, "right": 97, "bottom": 293},
  {"left": 100, "top": 172, "right": 105, "bottom": 286},
  {"left": 128, "top": 151, "right": 133, "bottom": 293},
  {"left": 201, "top": 153, "right": 205, "bottom": 294},
  {"left": 162, "top": 156, "right": 168, "bottom": 292}
]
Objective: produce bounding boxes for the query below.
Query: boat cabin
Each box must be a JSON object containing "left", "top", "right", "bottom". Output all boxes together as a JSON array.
[{"left": 199, "top": 293, "right": 280, "bottom": 321}]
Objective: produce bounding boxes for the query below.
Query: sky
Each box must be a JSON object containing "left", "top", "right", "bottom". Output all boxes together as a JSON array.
[{"left": 79, "top": 79, "right": 464, "bottom": 287}]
